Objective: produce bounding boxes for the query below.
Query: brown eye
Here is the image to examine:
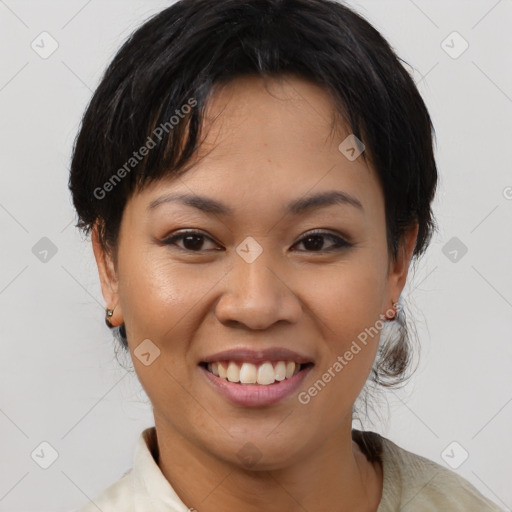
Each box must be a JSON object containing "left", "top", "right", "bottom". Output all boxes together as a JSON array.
[
  {"left": 162, "top": 230, "right": 220, "bottom": 252},
  {"left": 293, "top": 230, "right": 352, "bottom": 252}
]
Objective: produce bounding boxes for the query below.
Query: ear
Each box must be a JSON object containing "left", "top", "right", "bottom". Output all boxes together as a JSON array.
[
  {"left": 386, "top": 222, "right": 419, "bottom": 307},
  {"left": 91, "top": 223, "right": 122, "bottom": 326}
]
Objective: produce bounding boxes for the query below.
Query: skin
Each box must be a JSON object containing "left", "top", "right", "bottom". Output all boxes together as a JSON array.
[{"left": 92, "top": 74, "right": 418, "bottom": 512}]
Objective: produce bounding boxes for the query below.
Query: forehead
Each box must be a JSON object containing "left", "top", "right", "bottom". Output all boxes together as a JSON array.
[
  {"left": 130, "top": 74, "right": 383, "bottom": 222},
  {"left": 199, "top": 74, "right": 348, "bottom": 157}
]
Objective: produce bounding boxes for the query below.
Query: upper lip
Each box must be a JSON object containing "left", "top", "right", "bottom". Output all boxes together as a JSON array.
[{"left": 200, "top": 347, "right": 313, "bottom": 365}]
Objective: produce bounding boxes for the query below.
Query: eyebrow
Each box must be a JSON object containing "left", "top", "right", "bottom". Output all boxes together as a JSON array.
[{"left": 147, "top": 190, "right": 364, "bottom": 216}]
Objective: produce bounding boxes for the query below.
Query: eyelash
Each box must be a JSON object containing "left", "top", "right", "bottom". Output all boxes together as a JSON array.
[{"left": 161, "top": 229, "right": 352, "bottom": 253}]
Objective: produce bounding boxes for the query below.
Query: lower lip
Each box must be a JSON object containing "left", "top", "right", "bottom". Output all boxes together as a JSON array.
[{"left": 199, "top": 364, "right": 313, "bottom": 407}]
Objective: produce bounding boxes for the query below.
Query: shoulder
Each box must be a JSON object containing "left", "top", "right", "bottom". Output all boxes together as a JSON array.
[
  {"left": 352, "top": 430, "right": 504, "bottom": 512},
  {"left": 72, "top": 426, "right": 182, "bottom": 512},
  {"left": 379, "top": 434, "right": 505, "bottom": 511},
  {"left": 73, "top": 469, "right": 134, "bottom": 512}
]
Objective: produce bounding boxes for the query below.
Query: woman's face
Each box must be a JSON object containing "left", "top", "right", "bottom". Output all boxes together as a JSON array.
[{"left": 94, "top": 74, "right": 417, "bottom": 469}]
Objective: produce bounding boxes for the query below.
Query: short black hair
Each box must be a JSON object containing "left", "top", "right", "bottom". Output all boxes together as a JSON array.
[{"left": 69, "top": 0, "right": 438, "bottom": 387}]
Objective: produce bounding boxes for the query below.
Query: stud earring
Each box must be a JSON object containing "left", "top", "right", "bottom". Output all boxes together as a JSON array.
[
  {"left": 385, "top": 300, "right": 398, "bottom": 321},
  {"left": 105, "top": 307, "right": 115, "bottom": 328}
]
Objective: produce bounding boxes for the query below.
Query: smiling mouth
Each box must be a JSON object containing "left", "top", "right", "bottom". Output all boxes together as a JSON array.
[{"left": 199, "top": 360, "right": 314, "bottom": 386}]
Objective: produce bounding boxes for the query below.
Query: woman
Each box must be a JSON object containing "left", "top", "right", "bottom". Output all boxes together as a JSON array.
[{"left": 69, "top": 0, "right": 503, "bottom": 510}]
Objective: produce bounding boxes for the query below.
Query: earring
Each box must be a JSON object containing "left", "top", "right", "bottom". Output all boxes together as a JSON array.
[
  {"left": 385, "top": 300, "right": 398, "bottom": 321},
  {"left": 105, "top": 307, "right": 115, "bottom": 328}
]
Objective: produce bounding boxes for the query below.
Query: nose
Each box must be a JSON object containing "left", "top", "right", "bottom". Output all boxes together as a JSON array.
[{"left": 214, "top": 249, "right": 302, "bottom": 330}]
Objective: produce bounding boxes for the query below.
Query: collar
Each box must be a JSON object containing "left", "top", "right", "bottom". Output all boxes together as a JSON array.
[{"left": 131, "top": 427, "right": 190, "bottom": 512}]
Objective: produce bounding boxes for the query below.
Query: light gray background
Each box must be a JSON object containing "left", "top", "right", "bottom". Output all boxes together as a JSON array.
[{"left": 1, "top": 1, "right": 511, "bottom": 511}]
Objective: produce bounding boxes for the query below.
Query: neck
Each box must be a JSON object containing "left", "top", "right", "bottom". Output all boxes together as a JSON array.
[{"left": 154, "top": 418, "right": 382, "bottom": 512}]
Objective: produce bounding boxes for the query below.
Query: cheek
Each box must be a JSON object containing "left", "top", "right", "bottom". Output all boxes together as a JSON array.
[
  {"left": 117, "top": 247, "right": 196, "bottom": 337},
  {"left": 308, "top": 255, "right": 387, "bottom": 339},
  {"left": 116, "top": 249, "right": 220, "bottom": 384},
  {"left": 116, "top": 252, "right": 206, "bottom": 414},
  {"left": 301, "top": 259, "right": 387, "bottom": 404}
]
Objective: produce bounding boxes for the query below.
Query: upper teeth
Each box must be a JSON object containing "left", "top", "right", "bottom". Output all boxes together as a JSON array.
[{"left": 207, "top": 361, "right": 300, "bottom": 385}]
